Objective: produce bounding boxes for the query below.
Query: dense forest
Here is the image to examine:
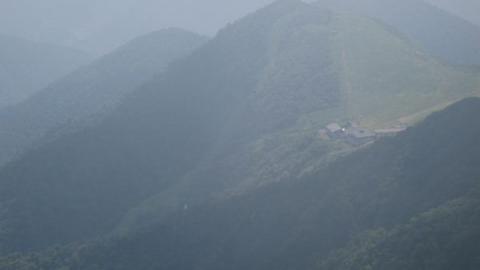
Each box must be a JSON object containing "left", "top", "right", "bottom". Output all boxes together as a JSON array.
[
  {"left": 1, "top": 96, "right": 479, "bottom": 270},
  {"left": 0, "top": 0, "right": 479, "bottom": 269}
]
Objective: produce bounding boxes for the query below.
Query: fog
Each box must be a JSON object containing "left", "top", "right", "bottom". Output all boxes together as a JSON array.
[
  {"left": 0, "top": 0, "right": 274, "bottom": 55},
  {"left": 425, "top": 0, "right": 480, "bottom": 26},
  {"left": 0, "top": 0, "right": 477, "bottom": 56},
  {"left": 0, "top": 0, "right": 480, "bottom": 269}
]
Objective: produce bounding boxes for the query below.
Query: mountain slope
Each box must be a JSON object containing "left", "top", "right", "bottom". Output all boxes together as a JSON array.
[
  {"left": 3, "top": 97, "right": 479, "bottom": 270},
  {"left": 320, "top": 193, "right": 480, "bottom": 270},
  {"left": 0, "top": 0, "right": 332, "bottom": 253},
  {"left": 425, "top": 0, "right": 480, "bottom": 27},
  {"left": 0, "top": 28, "right": 207, "bottom": 166},
  {"left": 0, "top": 0, "right": 479, "bottom": 255},
  {"left": 120, "top": 10, "right": 480, "bottom": 230},
  {"left": 316, "top": 0, "right": 480, "bottom": 66},
  {"left": 0, "top": 35, "right": 89, "bottom": 109},
  {"left": 330, "top": 14, "right": 480, "bottom": 127}
]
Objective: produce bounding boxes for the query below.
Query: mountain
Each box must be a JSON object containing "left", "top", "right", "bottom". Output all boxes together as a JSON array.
[
  {"left": 425, "top": 0, "right": 480, "bottom": 27},
  {"left": 0, "top": 35, "right": 89, "bottom": 109},
  {"left": 0, "top": 0, "right": 273, "bottom": 55},
  {"left": 0, "top": 0, "right": 479, "bottom": 256},
  {"left": 0, "top": 28, "right": 207, "bottom": 166},
  {"left": 315, "top": 0, "right": 480, "bottom": 66},
  {"left": 2, "top": 97, "right": 479, "bottom": 269},
  {"left": 321, "top": 193, "right": 480, "bottom": 270},
  {"left": 0, "top": 0, "right": 315, "bottom": 253}
]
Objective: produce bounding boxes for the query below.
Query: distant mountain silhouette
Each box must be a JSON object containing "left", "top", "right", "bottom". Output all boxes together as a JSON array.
[
  {"left": 0, "top": 28, "right": 207, "bottom": 167},
  {"left": 0, "top": 34, "right": 89, "bottom": 109},
  {"left": 316, "top": 0, "right": 480, "bottom": 66}
]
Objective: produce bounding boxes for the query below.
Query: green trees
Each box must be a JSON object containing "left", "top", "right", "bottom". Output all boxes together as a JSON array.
[
  {"left": 1, "top": 1, "right": 480, "bottom": 269},
  {"left": 4, "top": 97, "right": 480, "bottom": 270}
]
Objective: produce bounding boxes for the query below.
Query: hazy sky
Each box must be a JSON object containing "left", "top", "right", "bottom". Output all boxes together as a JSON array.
[
  {"left": 425, "top": 0, "right": 480, "bottom": 26},
  {"left": 0, "top": 0, "right": 477, "bottom": 56},
  {"left": 0, "top": 0, "right": 274, "bottom": 55}
]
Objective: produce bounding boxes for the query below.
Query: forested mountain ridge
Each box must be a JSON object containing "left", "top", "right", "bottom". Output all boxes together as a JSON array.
[
  {"left": 0, "top": 34, "right": 89, "bottom": 109},
  {"left": 0, "top": 0, "right": 333, "bottom": 253},
  {"left": 320, "top": 192, "right": 480, "bottom": 270},
  {"left": 0, "top": 28, "right": 207, "bottom": 167},
  {"left": 0, "top": 0, "right": 479, "bottom": 256},
  {"left": 2, "top": 96, "right": 479, "bottom": 269}
]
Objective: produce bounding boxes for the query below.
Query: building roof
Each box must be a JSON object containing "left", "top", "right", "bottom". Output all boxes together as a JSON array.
[
  {"left": 375, "top": 127, "right": 407, "bottom": 134},
  {"left": 326, "top": 123, "right": 342, "bottom": 133},
  {"left": 347, "top": 127, "right": 376, "bottom": 139}
]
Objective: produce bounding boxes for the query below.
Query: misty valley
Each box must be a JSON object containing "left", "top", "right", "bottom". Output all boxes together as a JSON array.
[{"left": 0, "top": 0, "right": 479, "bottom": 269}]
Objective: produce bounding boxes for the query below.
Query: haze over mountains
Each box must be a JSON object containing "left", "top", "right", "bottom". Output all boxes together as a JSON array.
[
  {"left": 5, "top": 97, "right": 479, "bottom": 270},
  {"left": 0, "top": 35, "right": 89, "bottom": 109},
  {"left": 426, "top": 0, "right": 480, "bottom": 27},
  {"left": 0, "top": 0, "right": 272, "bottom": 55},
  {"left": 0, "top": 0, "right": 479, "bottom": 269},
  {"left": 316, "top": 0, "right": 480, "bottom": 66},
  {"left": 0, "top": 29, "right": 206, "bottom": 167}
]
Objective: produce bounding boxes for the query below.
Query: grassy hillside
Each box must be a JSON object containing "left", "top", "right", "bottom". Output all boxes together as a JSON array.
[
  {"left": 316, "top": 0, "right": 480, "bottom": 66},
  {"left": 331, "top": 14, "right": 480, "bottom": 127},
  {"left": 0, "top": 35, "right": 89, "bottom": 109}
]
